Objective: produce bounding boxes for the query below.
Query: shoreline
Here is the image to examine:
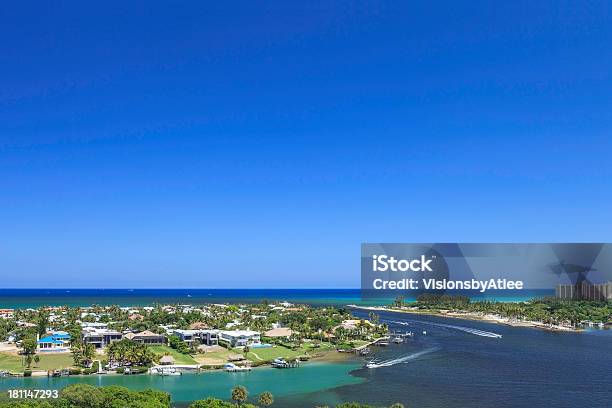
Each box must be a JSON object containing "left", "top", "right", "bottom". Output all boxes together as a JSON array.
[
  {"left": 1, "top": 353, "right": 357, "bottom": 378},
  {"left": 347, "top": 305, "right": 581, "bottom": 332},
  {"left": 0, "top": 343, "right": 356, "bottom": 378}
]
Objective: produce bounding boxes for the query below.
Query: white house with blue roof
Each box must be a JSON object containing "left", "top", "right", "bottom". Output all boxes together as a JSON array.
[{"left": 37, "top": 331, "right": 71, "bottom": 352}]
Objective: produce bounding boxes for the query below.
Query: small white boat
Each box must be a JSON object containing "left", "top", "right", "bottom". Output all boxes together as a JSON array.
[
  {"left": 271, "top": 358, "right": 288, "bottom": 368},
  {"left": 154, "top": 367, "right": 182, "bottom": 376},
  {"left": 224, "top": 363, "right": 251, "bottom": 372},
  {"left": 271, "top": 357, "right": 299, "bottom": 368}
]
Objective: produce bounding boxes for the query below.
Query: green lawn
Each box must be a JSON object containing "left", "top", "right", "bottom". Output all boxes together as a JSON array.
[
  {"left": 246, "top": 343, "right": 334, "bottom": 363},
  {"left": 196, "top": 349, "right": 234, "bottom": 361},
  {"left": 149, "top": 346, "right": 197, "bottom": 365},
  {"left": 0, "top": 353, "right": 23, "bottom": 372},
  {"left": 0, "top": 352, "right": 74, "bottom": 373}
]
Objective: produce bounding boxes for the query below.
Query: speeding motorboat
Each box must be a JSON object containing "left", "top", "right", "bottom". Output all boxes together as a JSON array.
[{"left": 365, "top": 360, "right": 379, "bottom": 368}]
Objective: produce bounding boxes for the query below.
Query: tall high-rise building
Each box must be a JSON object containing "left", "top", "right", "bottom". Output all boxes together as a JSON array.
[{"left": 556, "top": 282, "right": 612, "bottom": 301}]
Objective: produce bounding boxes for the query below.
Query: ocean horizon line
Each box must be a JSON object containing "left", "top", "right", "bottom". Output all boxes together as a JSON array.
[{"left": 0, "top": 287, "right": 361, "bottom": 291}]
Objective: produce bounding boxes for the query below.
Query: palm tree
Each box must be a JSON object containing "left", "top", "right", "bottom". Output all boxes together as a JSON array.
[
  {"left": 231, "top": 385, "right": 248, "bottom": 406},
  {"left": 106, "top": 341, "right": 117, "bottom": 365},
  {"left": 368, "top": 311, "right": 380, "bottom": 325},
  {"left": 394, "top": 295, "right": 405, "bottom": 308},
  {"left": 258, "top": 391, "right": 274, "bottom": 407},
  {"left": 36, "top": 308, "right": 50, "bottom": 338},
  {"left": 71, "top": 341, "right": 83, "bottom": 366},
  {"left": 82, "top": 342, "right": 95, "bottom": 366}
]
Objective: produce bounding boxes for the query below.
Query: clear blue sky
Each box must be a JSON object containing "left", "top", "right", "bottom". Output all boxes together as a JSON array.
[{"left": 1, "top": 1, "right": 611, "bottom": 288}]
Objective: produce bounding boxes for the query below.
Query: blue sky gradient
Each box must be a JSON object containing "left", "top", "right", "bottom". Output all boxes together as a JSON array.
[{"left": 1, "top": 1, "right": 611, "bottom": 288}]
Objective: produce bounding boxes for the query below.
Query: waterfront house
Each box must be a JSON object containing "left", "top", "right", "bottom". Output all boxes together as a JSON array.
[
  {"left": 82, "top": 328, "right": 123, "bottom": 348},
  {"left": 264, "top": 327, "right": 293, "bottom": 339},
  {"left": 188, "top": 322, "right": 209, "bottom": 330},
  {"left": 123, "top": 332, "right": 136, "bottom": 341},
  {"left": 338, "top": 319, "right": 374, "bottom": 331},
  {"left": 38, "top": 331, "right": 71, "bottom": 352},
  {"left": 173, "top": 329, "right": 219, "bottom": 346},
  {"left": 130, "top": 330, "right": 166, "bottom": 345},
  {"left": 219, "top": 330, "right": 261, "bottom": 348}
]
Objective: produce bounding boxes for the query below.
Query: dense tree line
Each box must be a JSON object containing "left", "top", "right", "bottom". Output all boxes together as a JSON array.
[
  {"left": 0, "top": 384, "right": 406, "bottom": 408},
  {"left": 106, "top": 339, "right": 157, "bottom": 367},
  {"left": 0, "top": 384, "right": 170, "bottom": 408},
  {"left": 412, "top": 295, "right": 611, "bottom": 326}
]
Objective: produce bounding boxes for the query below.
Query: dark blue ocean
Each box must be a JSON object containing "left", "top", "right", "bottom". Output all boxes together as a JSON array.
[{"left": 0, "top": 288, "right": 553, "bottom": 309}]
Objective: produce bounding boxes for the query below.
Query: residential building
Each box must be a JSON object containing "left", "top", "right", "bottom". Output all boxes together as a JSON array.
[
  {"left": 82, "top": 328, "right": 123, "bottom": 348},
  {"left": 81, "top": 322, "right": 108, "bottom": 330},
  {"left": 188, "top": 322, "right": 209, "bottom": 330},
  {"left": 556, "top": 282, "right": 612, "bottom": 301},
  {"left": 218, "top": 330, "right": 260, "bottom": 348},
  {"left": 339, "top": 319, "right": 375, "bottom": 330},
  {"left": 173, "top": 329, "right": 218, "bottom": 346},
  {"left": 264, "top": 327, "right": 293, "bottom": 339},
  {"left": 125, "top": 330, "right": 166, "bottom": 345},
  {"left": 37, "top": 331, "right": 71, "bottom": 352}
]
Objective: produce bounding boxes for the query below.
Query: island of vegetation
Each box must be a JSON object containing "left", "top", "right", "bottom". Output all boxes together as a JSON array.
[{"left": 352, "top": 294, "right": 612, "bottom": 331}]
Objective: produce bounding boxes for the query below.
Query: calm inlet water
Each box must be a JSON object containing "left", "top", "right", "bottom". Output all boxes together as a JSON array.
[
  {"left": 1, "top": 310, "right": 610, "bottom": 407},
  {"left": 0, "top": 362, "right": 363, "bottom": 405},
  {"left": 294, "top": 309, "right": 612, "bottom": 408}
]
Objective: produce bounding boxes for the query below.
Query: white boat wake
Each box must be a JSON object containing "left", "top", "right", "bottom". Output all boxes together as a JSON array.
[
  {"left": 388, "top": 320, "right": 502, "bottom": 338},
  {"left": 366, "top": 348, "right": 439, "bottom": 368}
]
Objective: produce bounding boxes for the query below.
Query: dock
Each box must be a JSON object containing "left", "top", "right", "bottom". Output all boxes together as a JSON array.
[{"left": 353, "top": 336, "right": 391, "bottom": 354}]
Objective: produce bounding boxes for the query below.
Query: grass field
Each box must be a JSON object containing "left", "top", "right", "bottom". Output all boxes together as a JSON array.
[
  {"left": 195, "top": 348, "right": 234, "bottom": 363},
  {"left": 246, "top": 342, "right": 335, "bottom": 363},
  {"left": 0, "top": 352, "right": 74, "bottom": 373},
  {"left": 149, "top": 346, "right": 197, "bottom": 365}
]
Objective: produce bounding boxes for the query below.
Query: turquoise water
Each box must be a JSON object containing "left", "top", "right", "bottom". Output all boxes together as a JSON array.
[{"left": 0, "top": 361, "right": 363, "bottom": 404}]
